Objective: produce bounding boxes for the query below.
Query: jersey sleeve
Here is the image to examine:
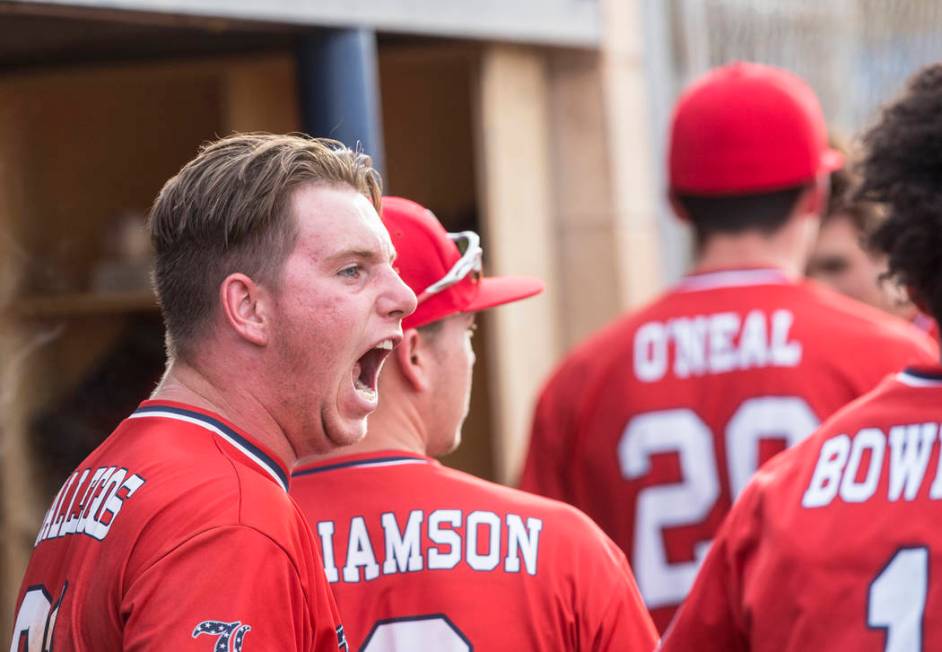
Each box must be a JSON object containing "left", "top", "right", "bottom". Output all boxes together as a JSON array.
[
  {"left": 121, "top": 525, "right": 335, "bottom": 651},
  {"left": 586, "top": 538, "right": 660, "bottom": 650},
  {"left": 659, "top": 482, "right": 764, "bottom": 652}
]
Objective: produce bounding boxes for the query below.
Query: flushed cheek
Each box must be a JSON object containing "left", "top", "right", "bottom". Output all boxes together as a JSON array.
[{"left": 274, "top": 304, "right": 350, "bottom": 387}]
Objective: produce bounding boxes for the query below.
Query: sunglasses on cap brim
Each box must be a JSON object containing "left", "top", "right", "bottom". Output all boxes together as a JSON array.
[{"left": 415, "top": 231, "right": 483, "bottom": 305}]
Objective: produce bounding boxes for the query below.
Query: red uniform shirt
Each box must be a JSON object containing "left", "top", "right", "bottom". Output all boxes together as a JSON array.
[
  {"left": 519, "top": 268, "right": 937, "bottom": 631},
  {"left": 11, "top": 401, "right": 347, "bottom": 652},
  {"left": 290, "top": 450, "right": 658, "bottom": 651},
  {"left": 662, "top": 367, "right": 942, "bottom": 651}
]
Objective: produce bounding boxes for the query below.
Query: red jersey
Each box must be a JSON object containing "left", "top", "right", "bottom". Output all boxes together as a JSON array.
[
  {"left": 662, "top": 367, "right": 942, "bottom": 651},
  {"left": 519, "top": 268, "right": 937, "bottom": 631},
  {"left": 10, "top": 401, "right": 347, "bottom": 652},
  {"left": 290, "top": 450, "right": 658, "bottom": 651}
]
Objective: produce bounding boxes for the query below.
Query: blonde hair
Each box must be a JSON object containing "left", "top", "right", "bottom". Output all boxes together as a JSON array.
[{"left": 148, "top": 133, "right": 382, "bottom": 360}]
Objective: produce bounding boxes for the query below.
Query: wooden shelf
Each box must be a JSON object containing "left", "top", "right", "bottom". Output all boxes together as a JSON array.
[{"left": 16, "top": 291, "right": 158, "bottom": 318}]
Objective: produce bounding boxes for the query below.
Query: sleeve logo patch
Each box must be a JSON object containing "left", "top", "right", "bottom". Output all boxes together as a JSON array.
[{"left": 192, "top": 620, "right": 252, "bottom": 651}]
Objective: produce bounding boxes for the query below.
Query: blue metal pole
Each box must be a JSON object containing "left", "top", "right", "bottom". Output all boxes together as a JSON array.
[{"left": 296, "top": 29, "right": 385, "bottom": 174}]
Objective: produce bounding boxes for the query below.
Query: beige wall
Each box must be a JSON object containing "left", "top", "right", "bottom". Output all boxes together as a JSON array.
[
  {"left": 474, "top": 46, "right": 561, "bottom": 485},
  {"left": 473, "top": 0, "right": 663, "bottom": 484}
]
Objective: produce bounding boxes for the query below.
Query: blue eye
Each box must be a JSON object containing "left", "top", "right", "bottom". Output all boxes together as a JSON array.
[{"left": 339, "top": 265, "right": 362, "bottom": 279}]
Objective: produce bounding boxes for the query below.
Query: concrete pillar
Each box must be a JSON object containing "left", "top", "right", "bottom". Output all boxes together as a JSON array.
[
  {"left": 545, "top": 50, "right": 625, "bottom": 348},
  {"left": 473, "top": 4, "right": 664, "bottom": 484},
  {"left": 473, "top": 45, "right": 560, "bottom": 485},
  {"left": 599, "top": 0, "right": 664, "bottom": 310},
  {"left": 543, "top": 0, "right": 664, "bottom": 349}
]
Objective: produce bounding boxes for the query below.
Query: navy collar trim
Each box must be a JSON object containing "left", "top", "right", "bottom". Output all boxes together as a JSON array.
[
  {"left": 130, "top": 404, "right": 289, "bottom": 492},
  {"left": 293, "top": 454, "right": 428, "bottom": 478},
  {"left": 903, "top": 368, "right": 942, "bottom": 381},
  {"left": 896, "top": 369, "right": 942, "bottom": 388}
]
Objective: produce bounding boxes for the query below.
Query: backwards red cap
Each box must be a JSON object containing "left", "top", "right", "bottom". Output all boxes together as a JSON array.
[
  {"left": 669, "top": 61, "right": 843, "bottom": 195},
  {"left": 381, "top": 197, "right": 544, "bottom": 330}
]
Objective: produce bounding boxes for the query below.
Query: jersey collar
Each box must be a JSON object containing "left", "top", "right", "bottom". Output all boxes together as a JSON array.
[
  {"left": 676, "top": 266, "right": 793, "bottom": 293},
  {"left": 293, "top": 450, "right": 432, "bottom": 478},
  {"left": 897, "top": 367, "right": 942, "bottom": 388},
  {"left": 131, "top": 401, "right": 291, "bottom": 492}
]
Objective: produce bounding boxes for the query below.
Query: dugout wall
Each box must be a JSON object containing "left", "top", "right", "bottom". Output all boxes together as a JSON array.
[{"left": 0, "top": 0, "right": 664, "bottom": 634}]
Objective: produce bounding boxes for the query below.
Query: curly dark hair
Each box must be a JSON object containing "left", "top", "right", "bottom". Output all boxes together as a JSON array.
[
  {"left": 857, "top": 64, "right": 942, "bottom": 324},
  {"left": 825, "top": 164, "right": 882, "bottom": 237}
]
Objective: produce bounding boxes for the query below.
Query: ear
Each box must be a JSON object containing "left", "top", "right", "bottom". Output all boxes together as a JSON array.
[
  {"left": 799, "top": 176, "right": 829, "bottom": 217},
  {"left": 395, "top": 328, "right": 430, "bottom": 393},
  {"left": 668, "top": 191, "right": 690, "bottom": 222},
  {"left": 219, "top": 273, "right": 270, "bottom": 347}
]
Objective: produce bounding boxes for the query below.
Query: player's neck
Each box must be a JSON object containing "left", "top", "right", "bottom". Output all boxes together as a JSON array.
[
  {"left": 311, "top": 396, "right": 429, "bottom": 462},
  {"left": 694, "top": 231, "right": 804, "bottom": 278},
  {"left": 151, "top": 360, "right": 298, "bottom": 468}
]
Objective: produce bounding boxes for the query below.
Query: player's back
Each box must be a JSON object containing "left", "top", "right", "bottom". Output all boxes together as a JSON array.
[
  {"left": 663, "top": 367, "right": 942, "bottom": 650},
  {"left": 291, "top": 450, "right": 658, "bottom": 651},
  {"left": 520, "top": 267, "right": 937, "bottom": 630},
  {"left": 12, "top": 400, "right": 341, "bottom": 651}
]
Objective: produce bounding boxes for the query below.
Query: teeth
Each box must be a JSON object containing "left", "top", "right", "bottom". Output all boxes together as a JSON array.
[
  {"left": 376, "top": 339, "right": 394, "bottom": 351},
  {"left": 354, "top": 378, "right": 376, "bottom": 398}
]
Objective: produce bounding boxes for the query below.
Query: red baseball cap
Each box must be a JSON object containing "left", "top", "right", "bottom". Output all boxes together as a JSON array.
[
  {"left": 669, "top": 61, "right": 843, "bottom": 195},
  {"left": 381, "top": 196, "right": 544, "bottom": 330}
]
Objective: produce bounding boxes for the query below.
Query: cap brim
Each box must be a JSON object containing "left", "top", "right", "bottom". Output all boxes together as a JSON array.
[
  {"left": 820, "top": 148, "right": 844, "bottom": 173},
  {"left": 464, "top": 275, "right": 544, "bottom": 313}
]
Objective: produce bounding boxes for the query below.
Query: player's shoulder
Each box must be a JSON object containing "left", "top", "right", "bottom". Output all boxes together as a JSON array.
[
  {"left": 796, "top": 280, "right": 932, "bottom": 346},
  {"left": 112, "top": 403, "right": 300, "bottom": 535},
  {"left": 436, "top": 465, "right": 624, "bottom": 554}
]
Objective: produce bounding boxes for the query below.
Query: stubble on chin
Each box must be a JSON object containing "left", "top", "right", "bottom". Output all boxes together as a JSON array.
[{"left": 317, "top": 407, "right": 370, "bottom": 452}]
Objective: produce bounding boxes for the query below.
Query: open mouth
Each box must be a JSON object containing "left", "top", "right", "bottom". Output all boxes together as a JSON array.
[{"left": 352, "top": 338, "right": 396, "bottom": 400}]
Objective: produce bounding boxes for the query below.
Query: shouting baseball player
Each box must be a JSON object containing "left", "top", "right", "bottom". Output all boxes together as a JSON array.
[
  {"left": 10, "top": 134, "right": 416, "bottom": 650},
  {"left": 662, "top": 62, "right": 942, "bottom": 651},
  {"left": 290, "top": 197, "right": 659, "bottom": 651},
  {"left": 519, "top": 62, "right": 937, "bottom": 632}
]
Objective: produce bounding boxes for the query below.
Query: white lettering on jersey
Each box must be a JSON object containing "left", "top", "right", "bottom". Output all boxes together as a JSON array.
[
  {"left": 504, "top": 515, "right": 542, "bottom": 575},
  {"left": 888, "top": 423, "right": 936, "bottom": 501},
  {"left": 59, "top": 469, "right": 90, "bottom": 537},
  {"left": 708, "top": 312, "right": 739, "bottom": 374},
  {"left": 317, "top": 521, "right": 340, "bottom": 582},
  {"left": 342, "top": 516, "right": 380, "bottom": 582},
  {"left": 634, "top": 309, "right": 802, "bottom": 382},
  {"left": 635, "top": 322, "right": 667, "bottom": 382},
  {"left": 839, "top": 428, "right": 886, "bottom": 503},
  {"left": 804, "top": 423, "right": 942, "bottom": 508},
  {"left": 35, "top": 465, "right": 145, "bottom": 546},
  {"left": 428, "top": 509, "right": 462, "bottom": 570},
  {"left": 770, "top": 310, "right": 802, "bottom": 366},
  {"left": 670, "top": 316, "right": 708, "bottom": 377},
  {"left": 382, "top": 511, "right": 424, "bottom": 574},
  {"left": 317, "top": 510, "right": 545, "bottom": 583},
  {"left": 89, "top": 469, "right": 146, "bottom": 541},
  {"left": 466, "top": 511, "right": 501, "bottom": 571},
  {"left": 802, "top": 435, "right": 851, "bottom": 508},
  {"left": 930, "top": 440, "right": 942, "bottom": 500}
]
